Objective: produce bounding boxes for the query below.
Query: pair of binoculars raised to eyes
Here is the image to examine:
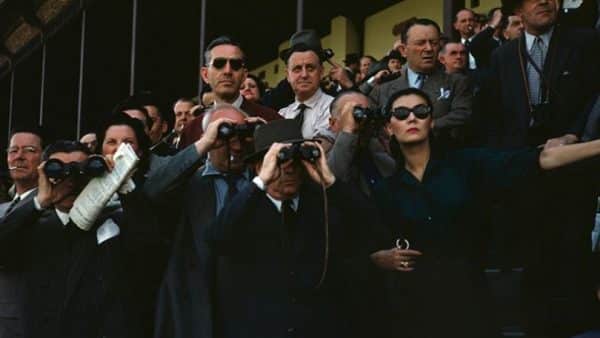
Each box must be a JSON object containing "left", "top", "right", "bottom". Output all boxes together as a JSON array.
[
  {"left": 43, "top": 155, "right": 108, "bottom": 181},
  {"left": 217, "top": 122, "right": 263, "bottom": 140},
  {"left": 353, "top": 106, "right": 385, "bottom": 123},
  {"left": 276, "top": 142, "right": 321, "bottom": 165}
]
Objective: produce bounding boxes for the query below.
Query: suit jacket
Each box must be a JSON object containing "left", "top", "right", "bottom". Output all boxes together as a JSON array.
[
  {"left": 206, "top": 181, "right": 376, "bottom": 338},
  {"left": 369, "top": 66, "right": 473, "bottom": 146},
  {"left": 0, "top": 199, "right": 142, "bottom": 338},
  {"left": 486, "top": 25, "right": 600, "bottom": 147},
  {"left": 0, "top": 191, "right": 36, "bottom": 338},
  {"left": 469, "top": 26, "right": 504, "bottom": 69},
  {"left": 179, "top": 98, "right": 282, "bottom": 149},
  {"left": 145, "top": 145, "right": 218, "bottom": 338},
  {"left": 327, "top": 132, "right": 396, "bottom": 196}
]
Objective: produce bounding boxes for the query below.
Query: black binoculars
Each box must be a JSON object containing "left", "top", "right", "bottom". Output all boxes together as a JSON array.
[
  {"left": 43, "top": 155, "right": 108, "bottom": 181},
  {"left": 218, "top": 122, "right": 263, "bottom": 140},
  {"left": 277, "top": 142, "right": 321, "bottom": 165},
  {"left": 353, "top": 106, "right": 385, "bottom": 123}
]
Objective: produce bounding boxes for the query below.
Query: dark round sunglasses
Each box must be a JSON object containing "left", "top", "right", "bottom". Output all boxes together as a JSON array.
[
  {"left": 210, "top": 57, "right": 245, "bottom": 71},
  {"left": 391, "top": 104, "right": 432, "bottom": 120}
]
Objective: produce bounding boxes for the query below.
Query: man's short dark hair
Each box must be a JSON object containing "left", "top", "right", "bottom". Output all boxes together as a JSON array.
[
  {"left": 112, "top": 96, "right": 153, "bottom": 130},
  {"left": 9, "top": 125, "right": 46, "bottom": 149},
  {"left": 400, "top": 18, "right": 441, "bottom": 44},
  {"left": 204, "top": 36, "right": 245, "bottom": 66},
  {"left": 42, "top": 140, "right": 90, "bottom": 161}
]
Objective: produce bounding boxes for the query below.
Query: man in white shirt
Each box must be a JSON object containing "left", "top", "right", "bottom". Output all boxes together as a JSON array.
[
  {"left": 0, "top": 126, "right": 44, "bottom": 338},
  {"left": 454, "top": 8, "right": 478, "bottom": 70},
  {"left": 278, "top": 30, "right": 336, "bottom": 150}
]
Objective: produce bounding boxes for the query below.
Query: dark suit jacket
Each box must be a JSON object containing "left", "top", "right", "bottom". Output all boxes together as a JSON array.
[
  {"left": 469, "top": 26, "right": 504, "bottom": 69},
  {"left": 369, "top": 66, "right": 473, "bottom": 146},
  {"left": 0, "top": 191, "right": 36, "bottom": 338},
  {"left": 0, "top": 200, "right": 141, "bottom": 338},
  {"left": 486, "top": 25, "right": 600, "bottom": 147},
  {"left": 179, "top": 98, "right": 282, "bottom": 149},
  {"left": 206, "top": 181, "right": 376, "bottom": 338},
  {"left": 145, "top": 145, "right": 218, "bottom": 338}
]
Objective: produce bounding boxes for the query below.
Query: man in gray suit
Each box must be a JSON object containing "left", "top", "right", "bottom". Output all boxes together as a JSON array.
[
  {"left": 327, "top": 91, "right": 395, "bottom": 196},
  {"left": 0, "top": 126, "right": 44, "bottom": 337},
  {"left": 148, "top": 105, "right": 262, "bottom": 338},
  {"left": 369, "top": 18, "right": 473, "bottom": 148}
]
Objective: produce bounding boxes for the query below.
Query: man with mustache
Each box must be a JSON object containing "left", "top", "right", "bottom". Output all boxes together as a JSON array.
[
  {"left": 485, "top": 0, "right": 600, "bottom": 336},
  {"left": 369, "top": 18, "right": 473, "bottom": 149},
  {"left": 0, "top": 126, "right": 45, "bottom": 337},
  {"left": 178, "top": 36, "right": 281, "bottom": 149}
]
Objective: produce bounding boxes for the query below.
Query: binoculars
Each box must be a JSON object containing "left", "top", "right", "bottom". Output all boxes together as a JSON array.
[
  {"left": 352, "top": 106, "right": 385, "bottom": 123},
  {"left": 43, "top": 155, "right": 108, "bottom": 181},
  {"left": 277, "top": 142, "right": 321, "bottom": 165},
  {"left": 218, "top": 122, "right": 263, "bottom": 140}
]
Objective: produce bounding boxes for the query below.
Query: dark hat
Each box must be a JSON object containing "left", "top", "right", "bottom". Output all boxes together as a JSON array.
[
  {"left": 501, "top": 0, "right": 523, "bottom": 15},
  {"left": 245, "top": 119, "right": 314, "bottom": 163},
  {"left": 279, "top": 30, "right": 334, "bottom": 62},
  {"left": 343, "top": 53, "right": 360, "bottom": 65}
]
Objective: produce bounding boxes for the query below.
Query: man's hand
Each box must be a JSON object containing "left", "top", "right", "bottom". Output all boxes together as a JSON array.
[
  {"left": 301, "top": 142, "right": 335, "bottom": 187},
  {"left": 329, "top": 63, "right": 354, "bottom": 89},
  {"left": 258, "top": 143, "right": 287, "bottom": 186},
  {"left": 35, "top": 163, "right": 71, "bottom": 209},
  {"left": 489, "top": 9, "right": 503, "bottom": 29},
  {"left": 543, "top": 134, "right": 578, "bottom": 149},
  {"left": 195, "top": 117, "right": 236, "bottom": 154},
  {"left": 370, "top": 247, "right": 423, "bottom": 272},
  {"left": 339, "top": 102, "right": 361, "bottom": 134},
  {"left": 370, "top": 69, "right": 390, "bottom": 85}
]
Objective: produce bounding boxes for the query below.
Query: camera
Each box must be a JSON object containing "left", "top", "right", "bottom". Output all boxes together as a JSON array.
[
  {"left": 43, "top": 155, "right": 108, "bottom": 181},
  {"left": 352, "top": 106, "right": 385, "bottom": 123},
  {"left": 277, "top": 142, "right": 321, "bottom": 164},
  {"left": 218, "top": 122, "right": 263, "bottom": 140}
]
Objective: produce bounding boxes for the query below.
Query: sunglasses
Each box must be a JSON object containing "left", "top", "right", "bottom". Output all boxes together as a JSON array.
[
  {"left": 390, "top": 104, "right": 432, "bottom": 120},
  {"left": 209, "top": 57, "right": 245, "bottom": 71}
]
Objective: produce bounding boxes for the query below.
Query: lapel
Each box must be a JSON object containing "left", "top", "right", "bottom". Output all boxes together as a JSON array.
[
  {"left": 62, "top": 220, "right": 98, "bottom": 309},
  {"left": 384, "top": 67, "right": 409, "bottom": 101},
  {"left": 2, "top": 189, "right": 38, "bottom": 217},
  {"left": 544, "top": 26, "right": 571, "bottom": 90}
]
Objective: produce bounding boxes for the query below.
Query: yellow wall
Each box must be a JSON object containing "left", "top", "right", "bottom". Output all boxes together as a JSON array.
[{"left": 363, "top": 0, "right": 444, "bottom": 60}]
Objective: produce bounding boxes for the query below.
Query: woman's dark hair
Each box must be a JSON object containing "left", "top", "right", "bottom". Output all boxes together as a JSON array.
[
  {"left": 245, "top": 74, "right": 266, "bottom": 99},
  {"left": 383, "top": 87, "right": 433, "bottom": 120},
  {"left": 96, "top": 112, "right": 151, "bottom": 161}
]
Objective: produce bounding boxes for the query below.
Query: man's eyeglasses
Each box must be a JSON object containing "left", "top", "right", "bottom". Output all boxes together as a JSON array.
[
  {"left": 6, "top": 146, "right": 40, "bottom": 155},
  {"left": 209, "top": 58, "right": 245, "bottom": 71},
  {"left": 390, "top": 104, "right": 432, "bottom": 120}
]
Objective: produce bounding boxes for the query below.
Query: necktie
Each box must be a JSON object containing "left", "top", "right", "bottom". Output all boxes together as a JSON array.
[
  {"left": 282, "top": 199, "right": 297, "bottom": 247},
  {"left": 4, "top": 196, "right": 21, "bottom": 216},
  {"left": 527, "top": 37, "right": 546, "bottom": 105},
  {"left": 294, "top": 104, "right": 309, "bottom": 129},
  {"left": 223, "top": 175, "right": 240, "bottom": 205},
  {"left": 415, "top": 73, "right": 426, "bottom": 89}
]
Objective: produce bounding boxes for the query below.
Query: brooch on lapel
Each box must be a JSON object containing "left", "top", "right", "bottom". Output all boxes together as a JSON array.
[{"left": 437, "top": 87, "right": 451, "bottom": 100}]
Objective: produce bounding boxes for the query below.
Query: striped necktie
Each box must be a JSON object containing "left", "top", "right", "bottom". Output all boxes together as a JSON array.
[{"left": 527, "top": 36, "right": 546, "bottom": 105}]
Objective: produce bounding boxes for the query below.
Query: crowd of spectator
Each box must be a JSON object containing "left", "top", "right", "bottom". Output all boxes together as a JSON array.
[{"left": 0, "top": 0, "right": 599, "bottom": 338}]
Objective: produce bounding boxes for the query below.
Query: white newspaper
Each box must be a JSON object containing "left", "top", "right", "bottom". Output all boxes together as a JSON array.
[{"left": 69, "top": 143, "right": 139, "bottom": 231}]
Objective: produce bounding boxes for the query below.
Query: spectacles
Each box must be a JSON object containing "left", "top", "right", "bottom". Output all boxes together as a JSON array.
[
  {"left": 209, "top": 57, "right": 245, "bottom": 71},
  {"left": 6, "top": 146, "right": 40, "bottom": 155},
  {"left": 391, "top": 104, "right": 432, "bottom": 120}
]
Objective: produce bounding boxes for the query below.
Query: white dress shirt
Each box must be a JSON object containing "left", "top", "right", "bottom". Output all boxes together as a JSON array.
[
  {"left": 524, "top": 28, "right": 554, "bottom": 56},
  {"left": 252, "top": 176, "right": 299, "bottom": 212},
  {"left": 278, "top": 88, "right": 335, "bottom": 141},
  {"left": 461, "top": 37, "right": 477, "bottom": 70},
  {"left": 55, "top": 208, "right": 120, "bottom": 245}
]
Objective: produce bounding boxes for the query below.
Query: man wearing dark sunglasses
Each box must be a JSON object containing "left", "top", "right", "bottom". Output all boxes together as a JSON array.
[{"left": 179, "top": 36, "right": 281, "bottom": 149}]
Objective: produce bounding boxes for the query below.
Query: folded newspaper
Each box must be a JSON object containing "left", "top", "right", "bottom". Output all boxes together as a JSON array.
[{"left": 69, "top": 143, "right": 139, "bottom": 231}]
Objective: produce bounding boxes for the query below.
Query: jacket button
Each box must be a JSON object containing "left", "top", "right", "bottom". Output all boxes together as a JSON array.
[{"left": 287, "top": 327, "right": 295, "bottom": 333}]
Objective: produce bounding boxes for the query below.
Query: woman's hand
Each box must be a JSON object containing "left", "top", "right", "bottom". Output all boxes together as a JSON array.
[{"left": 370, "top": 247, "right": 423, "bottom": 272}]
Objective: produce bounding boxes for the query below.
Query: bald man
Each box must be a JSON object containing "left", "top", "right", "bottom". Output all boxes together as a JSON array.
[{"left": 145, "top": 104, "right": 262, "bottom": 338}]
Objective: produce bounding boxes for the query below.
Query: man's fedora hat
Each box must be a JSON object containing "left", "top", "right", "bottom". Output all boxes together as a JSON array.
[
  {"left": 245, "top": 119, "right": 316, "bottom": 163},
  {"left": 279, "top": 30, "right": 334, "bottom": 63}
]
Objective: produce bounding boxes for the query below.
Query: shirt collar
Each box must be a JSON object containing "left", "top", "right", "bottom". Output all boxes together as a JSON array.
[
  {"left": 294, "top": 88, "right": 323, "bottom": 110},
  {"left": 55, "top": 208, "right": 70, "bottom": 226},
  {"left": 524, "top": 27, "right": 554, "bottom": 51},
  {"left": 14, "top": 188, "right": 35, "bottom": 201},
  {"left": 406, "top": 66, "right": 427, "bottom": 88},
  {"left": 201, "top": 160, "right": 251, "bottom": 180},
  {"left": 213, "top": 94, "right": 244, "bottom": 109},
  {"left": 266, "top": 194, "right": 300, "bottom": 213}
]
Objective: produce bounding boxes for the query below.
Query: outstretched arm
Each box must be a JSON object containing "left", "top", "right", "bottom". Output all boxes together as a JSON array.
[{"left": 539, "top": 138, "right": 600, "bottom": 170}]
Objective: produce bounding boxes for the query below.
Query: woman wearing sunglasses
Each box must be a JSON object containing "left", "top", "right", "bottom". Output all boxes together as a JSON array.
[{"left": 369, "top": 88, "right": 600, "bottom": 338}]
